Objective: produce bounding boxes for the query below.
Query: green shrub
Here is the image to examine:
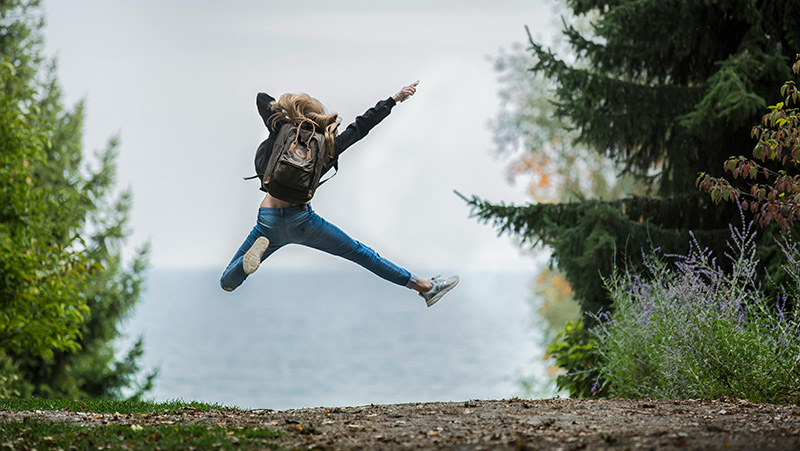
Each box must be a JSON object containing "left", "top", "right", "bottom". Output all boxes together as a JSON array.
[
  {"left": 546, "top": 319, "right": 607, "bottom": 398},
  {"left": 0, "top": 354, "right": 21, "bottom": 398},
  {"left": 594, "top": 217, "right": 800, "bottom": 403}
]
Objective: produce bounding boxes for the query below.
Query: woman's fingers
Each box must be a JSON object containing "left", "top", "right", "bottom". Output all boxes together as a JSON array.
[{"left": 395, "top": 81, "right": 419, "bottom": 102}]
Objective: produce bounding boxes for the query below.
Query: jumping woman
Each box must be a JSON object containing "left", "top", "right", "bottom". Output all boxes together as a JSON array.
[{"left": 220, "top": 82, "right": 459, "bottom": 307}]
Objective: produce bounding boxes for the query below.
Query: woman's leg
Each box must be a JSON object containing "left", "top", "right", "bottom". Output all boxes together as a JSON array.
[
  {"left": 220, "top": 224, "right": 282, "bottom": 292},
  {"left": 294, "top": 210, "right": 418, "bottom": 289},
  {"left": 295, "top": 210, "right": 458, "bottom": 306}
]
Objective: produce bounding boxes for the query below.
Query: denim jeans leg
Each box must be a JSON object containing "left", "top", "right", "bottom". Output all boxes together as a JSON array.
[
  {"left": 298, "top": 212, "right": 416, "bottom": 288},
  {"left": 220, "top": 226, "right": 268, "bottom": 292}
]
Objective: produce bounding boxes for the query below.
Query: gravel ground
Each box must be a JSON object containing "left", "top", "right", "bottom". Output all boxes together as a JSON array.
[{"left": 3, "top": 397, "right": 800, "bottom": 449}]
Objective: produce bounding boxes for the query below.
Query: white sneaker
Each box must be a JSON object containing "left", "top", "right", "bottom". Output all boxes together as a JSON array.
[
  {"left": 420, "top": 275, "right": 459, "bottom": 307},
  {"left": 243, "top": 236, "right": 269, "bottom": 275}
]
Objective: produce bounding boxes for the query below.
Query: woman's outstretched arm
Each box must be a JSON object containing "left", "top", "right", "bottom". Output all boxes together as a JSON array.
[{"left": 329, "top": 81, "right": 420, "bottom": 168}]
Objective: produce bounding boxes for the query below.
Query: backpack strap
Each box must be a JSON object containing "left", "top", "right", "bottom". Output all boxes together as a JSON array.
[
  {"left": 289, "top": 118, "right": 317, "bottom": 159},
  {"left": 319, "top": 159, "right": 337, "bottom": 185}
]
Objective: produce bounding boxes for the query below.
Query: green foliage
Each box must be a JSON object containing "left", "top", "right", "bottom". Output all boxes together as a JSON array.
[
  {"left": 0, "top": 0, "right": 152, "bottom": 398},
  {"left": 462, "top": 192, "right": 732, "bottom": 315},
  {"left": 0, "top": 420, "right": 280, "bottom": 451},
  {"left": 594, "top": 219, "right": 800, "bottom": 404},
  {"left": 698, "top": 56, "right": 800, "bottom": 229},
  {"left": 546, "top": 320, "right": 607, "bottom": 398},
  {"left": 0, "top": 42, "right": 90, "bottom": 369},
  {"left": 0, "top": 355, "right": 21, "bottom": 398},
  {"left": 471, "top": 0, "right": 800, "bottom": 318}
]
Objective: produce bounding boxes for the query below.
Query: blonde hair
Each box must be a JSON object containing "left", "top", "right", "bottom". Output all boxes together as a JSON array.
[{"left": 269, "top": 93, "right": 340, "bottom": 161}]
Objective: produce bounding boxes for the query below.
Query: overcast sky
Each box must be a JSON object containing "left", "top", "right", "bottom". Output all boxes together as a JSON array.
[{"left": 41, "top": 0, "right": 562, "bottom": 273}]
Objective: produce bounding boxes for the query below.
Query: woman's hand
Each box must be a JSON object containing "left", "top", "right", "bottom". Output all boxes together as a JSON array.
[{"left": 392, "top": 81, "right": 419, "bottom": 103}]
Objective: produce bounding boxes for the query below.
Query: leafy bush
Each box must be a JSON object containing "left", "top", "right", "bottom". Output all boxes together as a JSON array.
[
  {"left": 0, "top": 355, "right": 20, "bottom": 398},
  {"left": 594, "top": 214, "right": 800, "bottom": 403},
  {"left": 546, "top": 320, "right": 607, "bottom": 398},
  {"left": 697, "top": 55, "right": 800, "bottom": 229},
  {"left": 0, "top": 1, "right": 152, "bottom": 399}
]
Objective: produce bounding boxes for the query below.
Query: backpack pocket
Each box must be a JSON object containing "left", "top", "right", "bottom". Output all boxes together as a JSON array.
[
  {"left": 264, "top": 123, "right": 326, "bottom": 203},
  {"left": 273, "top": 145, "right": 316, "bottom": 191}
]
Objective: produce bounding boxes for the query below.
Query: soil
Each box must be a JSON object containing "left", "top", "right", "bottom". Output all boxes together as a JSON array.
[{"left": 3, "top": 397, "right": 800, "bottom": 450}]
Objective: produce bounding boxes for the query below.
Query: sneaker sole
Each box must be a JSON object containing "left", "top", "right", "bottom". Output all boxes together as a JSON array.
[
  {"left": 426, "top": 276, "right": 460, "bottom": 307},
  {"left": 243, "top": 236, "right": 269, "bottom": 275}
]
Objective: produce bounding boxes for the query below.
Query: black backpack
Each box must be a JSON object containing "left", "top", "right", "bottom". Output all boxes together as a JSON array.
[{"left": 251, "top": 119, "right": 332, "bottom": 204}]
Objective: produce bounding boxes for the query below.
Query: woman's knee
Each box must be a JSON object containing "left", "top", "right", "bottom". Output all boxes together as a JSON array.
[
  {"left": 220, "top": 269, "right": 244, "bottom": 292},
  {"left": 220, "top": 277, "right": 236, "bottom": 292}
]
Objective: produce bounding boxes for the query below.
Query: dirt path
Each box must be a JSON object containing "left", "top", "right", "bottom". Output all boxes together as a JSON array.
[{"left": 3, "top": 397, "right": 800, "bottom": 449}]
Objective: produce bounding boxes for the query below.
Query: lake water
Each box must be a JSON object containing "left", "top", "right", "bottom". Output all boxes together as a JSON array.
[{"left": 119, "top": 268, "right": 551, "bottom": 410}]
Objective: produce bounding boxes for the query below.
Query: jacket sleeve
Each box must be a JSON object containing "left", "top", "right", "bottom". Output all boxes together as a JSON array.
[
  {"left": 257, "top": 92, "right": 279, "bottom": 132},
  {"left": 331, "top": 96, "right": 397, "bottom": 160},
  {"left": 255, "top": 93, "right": 280, "bottom": 194}
]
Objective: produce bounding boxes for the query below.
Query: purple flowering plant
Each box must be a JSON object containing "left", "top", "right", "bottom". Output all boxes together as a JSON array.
[{"left": 593, "top": 209, "right": 800, "bottom": 404}]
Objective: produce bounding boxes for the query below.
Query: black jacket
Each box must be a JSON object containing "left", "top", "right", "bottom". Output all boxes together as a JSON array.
[{"left": 256, "top": 92, "right": 397, "bottom": 179}]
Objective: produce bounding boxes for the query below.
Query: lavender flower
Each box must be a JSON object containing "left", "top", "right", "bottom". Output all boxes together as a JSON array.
[{"left": 593, "top": 212, "right": 800, "bottom": 404}]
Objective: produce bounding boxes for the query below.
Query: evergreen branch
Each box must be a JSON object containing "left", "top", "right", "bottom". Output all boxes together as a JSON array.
[{"left": 458, "top": 191, "right": 731, "bottom": 315}]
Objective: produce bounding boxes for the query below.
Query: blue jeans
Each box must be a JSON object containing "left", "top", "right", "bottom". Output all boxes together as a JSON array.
[{"left": 220, "top": 204, "right": 418, "bottom": 292}]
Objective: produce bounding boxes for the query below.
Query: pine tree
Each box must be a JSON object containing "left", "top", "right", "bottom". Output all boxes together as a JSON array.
[
  {"left": 466, "top": 0, "right": 800, "bottom": 315},
  {"left": 0, "top": 0, "right": 154, "bottom": 398}
]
